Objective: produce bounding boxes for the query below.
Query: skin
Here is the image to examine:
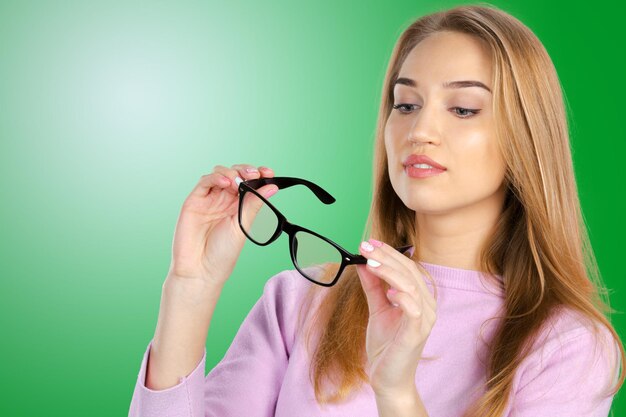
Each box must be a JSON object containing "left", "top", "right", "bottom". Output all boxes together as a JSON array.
[
  {"left": 385, "top": 30, "right": 507, "bottom": 271},
  {"left": 356, "top": 31, "right": 508, "bottom": 415}
]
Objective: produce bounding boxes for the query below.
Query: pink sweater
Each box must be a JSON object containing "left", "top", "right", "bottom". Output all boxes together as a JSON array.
[{"left": 128, "top": 262, "right": 619, "bottom": 416}]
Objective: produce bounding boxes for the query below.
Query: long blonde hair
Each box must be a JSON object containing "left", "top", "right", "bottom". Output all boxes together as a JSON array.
[{"left": 295, "top": 3, "right": 625, "bottom": 416}]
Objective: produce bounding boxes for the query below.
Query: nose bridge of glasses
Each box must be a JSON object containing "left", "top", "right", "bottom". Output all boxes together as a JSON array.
[{"left": 282, "top": 219, "right": 297, "bottom": 236}]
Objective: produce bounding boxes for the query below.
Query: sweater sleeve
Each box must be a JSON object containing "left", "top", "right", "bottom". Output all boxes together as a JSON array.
[
  {"left": 128, "top": 269, "right": 305, "bottom": 417},
  {"left": 508, "top": 317, "right": 620, "bottom": 417}
]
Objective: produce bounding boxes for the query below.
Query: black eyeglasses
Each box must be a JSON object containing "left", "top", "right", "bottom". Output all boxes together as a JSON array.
[{"left": 236, "top": 175, "right": 413, "bottom": 287}]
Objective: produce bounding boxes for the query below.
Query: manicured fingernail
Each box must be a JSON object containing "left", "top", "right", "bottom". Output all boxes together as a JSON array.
[
  {"left": 235, "top": 176, "right": 243, "bottom": 185},
  {"left": 361, "top": 241, "right": 374, "bottom": 252},
  {"left": 387, "top": 288, "right": 399, "bottom": 307},
  {"left": 245, "top": 168, "right": 259, "bottom": 173},
  {"left": 369, "top": 238, "right": 383, "bottom": 247},
  {"left": 367, "top": 259, "right": 381, "bottom": 267}
]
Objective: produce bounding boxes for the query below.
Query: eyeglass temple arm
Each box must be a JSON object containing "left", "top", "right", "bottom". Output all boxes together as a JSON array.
[{"left": 247, "top": 176, "right": 336, "bottom": 204}]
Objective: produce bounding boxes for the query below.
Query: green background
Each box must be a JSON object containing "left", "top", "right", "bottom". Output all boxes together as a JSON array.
[{"left": 1, "top": 0, "right": 624, "bottom": 415}]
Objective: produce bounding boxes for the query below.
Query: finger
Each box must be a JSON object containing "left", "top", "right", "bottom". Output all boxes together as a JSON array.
[
  {"left": 233, "top": 169, "right": 279, "bottom": 201},
  {"left": 230, "top": 164, "right": 278, "bottom": 198},
  {"left": 356, "top": 264, "right": 393, "bottom": 316},
  {"left": 190, "top": 172, "right": 233, "bottom": 198},
  {"left": 358, "top": 244, "right": 430, "bottom": 313},
  {"left": 247, "top": 166, "right": 276, "bottom": 195},
  {"left": 387, "top": 289, "right": 424, "bottom": 321},
  {"left": 362, "top": 240, "right": 413, "bottom": 277},
  {"left": 364, "top": 240, "right": 436, "bottom": 310},
  {"left": 257, "top": 166, "right": 275, "bottom": 177},
  {"left": 231, "top": 163, "right": 261, "bottom": 180},
  {"left": 367, "top": 239, "right": 417, "bottom": 278},
  {"left": 231, "top": 164, "right": 277, "bottom": 182},
  {"left": 208, "top": 165, "right": 242, "bottom": 194},
  {"left": 213, "top": 164, "right": 272, "bottom": 194},
  {"left": 359, "top": 242, "right": 416, "bottom": 295},
  {"left": 362, "top": 258, "right": 423, "bottom": 312},
  {"left": 230, "top": 164, "right": 263, "bottom": 194},
  {"left": 376, "top": 262, "right": 434, "bottom": 312},
  {"left": 387, "top": 290, "right": 431, "bottom": 348}
]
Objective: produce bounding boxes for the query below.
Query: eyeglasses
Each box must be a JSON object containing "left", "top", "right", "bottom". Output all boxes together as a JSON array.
[{"left": 236, "top": 175, "right": 413, "bottom": 287}]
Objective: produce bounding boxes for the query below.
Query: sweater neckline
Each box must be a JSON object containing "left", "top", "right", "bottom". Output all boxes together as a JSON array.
[{"left": 418, "top": 261, "right": 504, "bottom": 296}]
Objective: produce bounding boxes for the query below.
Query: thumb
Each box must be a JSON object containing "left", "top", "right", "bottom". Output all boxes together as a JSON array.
[{"left": 356, "top": 264, "right": 392, "bottom": 315}]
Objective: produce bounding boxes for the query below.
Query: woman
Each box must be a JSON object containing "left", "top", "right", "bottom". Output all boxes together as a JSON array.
[{"left": 128, "top": 4, "right": 624, "bottom": 416}]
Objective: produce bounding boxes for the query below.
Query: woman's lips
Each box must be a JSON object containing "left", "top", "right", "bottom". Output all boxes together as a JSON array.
[
  {"left": 402, "top": 154, "right": 446, "bottom": 170},
  {"left": 405, "top": 165, "right": 446, "bottom": 178}
]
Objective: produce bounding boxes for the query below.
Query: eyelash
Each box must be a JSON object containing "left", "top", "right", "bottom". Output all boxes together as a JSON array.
[{"left": 392, "top": 103, "right": 481, "bottom": 118}]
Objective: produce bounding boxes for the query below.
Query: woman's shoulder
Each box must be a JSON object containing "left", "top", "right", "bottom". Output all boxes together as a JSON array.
[
  {"left": 534, "top": 306, "right": 616, "bottom": 353},
  {"left": 511, "top": 305, "right": 621, "bottom": 408},
  {"left": 520, "top": 305, "right": 620, "bottom": 385}
]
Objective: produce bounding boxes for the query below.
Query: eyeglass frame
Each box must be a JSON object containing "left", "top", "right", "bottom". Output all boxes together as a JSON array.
[{"left": 236, "top": 175, "right": 414, "bottom": 287}]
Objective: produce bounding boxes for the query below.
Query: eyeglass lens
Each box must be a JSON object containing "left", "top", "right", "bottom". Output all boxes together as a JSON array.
[
  {"left": 240, "top": 188, "right": 344, "bottom": 284},
  {"left": 240, "top": 190, "right": 279, "bottom": 244}
]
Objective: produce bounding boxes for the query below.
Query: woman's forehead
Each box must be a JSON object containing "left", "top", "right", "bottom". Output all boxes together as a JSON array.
[{"left": 398, "top": 32, "right": 493, "bottom": 89}]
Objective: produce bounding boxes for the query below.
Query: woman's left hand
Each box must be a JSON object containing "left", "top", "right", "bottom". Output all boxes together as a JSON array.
[{"left": 356, "top": 238, "right": 437, "bottom": 399}]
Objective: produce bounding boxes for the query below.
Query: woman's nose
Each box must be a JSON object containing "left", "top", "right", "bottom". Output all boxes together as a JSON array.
[{"left": 408, "top": 106, "right": 441, "bottom": 145}]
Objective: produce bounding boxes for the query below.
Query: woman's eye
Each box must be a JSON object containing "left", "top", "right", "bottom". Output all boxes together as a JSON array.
[
  {"left": 392, "top": 103, "right": 418, "bottom": 114},
  {"left": 451, "top": 107, "right": 481, "bottom": 118},
  {"left": 392, "top": 104, "right": 481, "bottom": 118}
]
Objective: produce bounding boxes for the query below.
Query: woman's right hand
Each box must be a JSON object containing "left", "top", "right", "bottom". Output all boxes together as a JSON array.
[{"left": 166, "top": 164, "right": 279, "bottom": 287}]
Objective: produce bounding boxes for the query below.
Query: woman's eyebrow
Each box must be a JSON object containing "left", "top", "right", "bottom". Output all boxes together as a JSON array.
[{"left": 393, "top": 77, "right": 492, "bottom": 94}]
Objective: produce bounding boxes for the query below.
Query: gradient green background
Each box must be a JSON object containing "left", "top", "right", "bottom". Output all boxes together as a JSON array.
[{"left": 1, "top": 0, "right": 624, "bottom": 415}]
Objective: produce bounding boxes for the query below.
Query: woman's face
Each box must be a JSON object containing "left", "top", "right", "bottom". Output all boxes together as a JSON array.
[{"left": 384, "top": 31, "right": 507, "bottom": 216}]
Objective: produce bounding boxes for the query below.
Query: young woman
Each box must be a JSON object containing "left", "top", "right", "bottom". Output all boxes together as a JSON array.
[{"left": 128, "top": 4, "right": 624, "bottom": 416}]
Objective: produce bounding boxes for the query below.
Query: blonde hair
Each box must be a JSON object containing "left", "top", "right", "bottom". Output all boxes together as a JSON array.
[{"left": 295, "top": 3, "right": 625, "bottom": 416}]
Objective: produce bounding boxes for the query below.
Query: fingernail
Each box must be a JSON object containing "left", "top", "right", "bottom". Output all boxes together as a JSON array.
[
  {"left": 235, "top": 176, "right": 243, "bottom": 185},
  {"left": 387, "top": 288, "right": 399, "bottom": 307},
  {"left": 245, "top": 167, "right": 259, "bottom": 173},
  {"left": 369, "top": 238, "right": 383, "bottom": 247},
  {"left": 367, "top": 259, "right": 381, "bottom": 268},
  {"left": 360, "top": 241, "right": 374, "bottom": 252}
]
